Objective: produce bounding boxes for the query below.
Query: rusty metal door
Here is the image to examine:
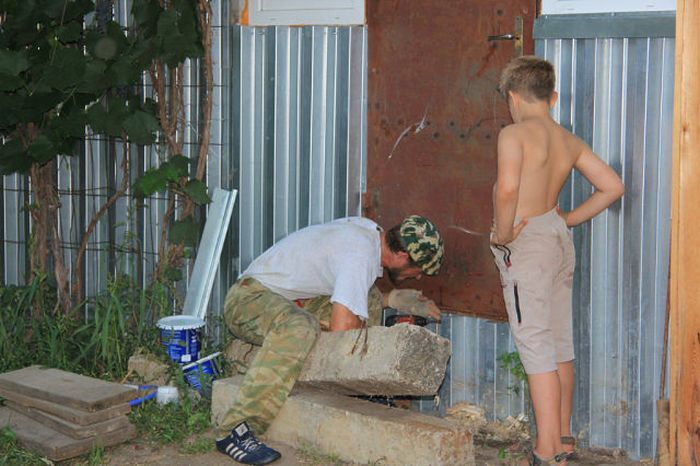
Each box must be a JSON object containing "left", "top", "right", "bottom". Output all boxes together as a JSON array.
[{"left": 365, "top": 1, "right": 536, "bottom": 321}]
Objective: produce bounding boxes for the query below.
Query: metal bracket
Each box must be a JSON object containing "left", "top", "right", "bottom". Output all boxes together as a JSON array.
[{"left": 487, "top": 16, "right": 524, "bottom": 57}]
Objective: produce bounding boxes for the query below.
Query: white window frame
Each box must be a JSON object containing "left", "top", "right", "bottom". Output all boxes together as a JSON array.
[
  {"left": 541, "top": 0, "right": 675, "bottom": 14},
  {"left": 247, "top": 0, "right": 365, "bottom": 26}
]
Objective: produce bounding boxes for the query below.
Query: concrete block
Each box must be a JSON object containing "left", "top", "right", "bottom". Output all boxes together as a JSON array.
[
  {"left": 299, "top": 324, "right": 451, "bottom": 396},
  {"left": 126, "top": 353, "right": 170, "bottom": 386},
  {"left": 212, "top": 376, "right": 474, "bottom": 466}
]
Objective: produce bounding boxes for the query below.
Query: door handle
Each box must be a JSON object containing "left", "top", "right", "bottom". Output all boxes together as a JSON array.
[
  {"left": 487, "top": 16, "right": 523, "bottom": 57},
  {"left": 487, "top": 33, "right": 515, "bottom": 41}
]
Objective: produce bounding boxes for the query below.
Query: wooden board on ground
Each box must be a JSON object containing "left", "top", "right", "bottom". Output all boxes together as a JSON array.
[
  {"left": 5, "top": 401, "right": 131, "bottom": 439},
  {"left": 0, "top": 386, "right": 130, "bottom": 426},
  {"left": 0, "top": 407, "right": 136, "bottom": 462},
  {"left": 0, "top": 366, "right": 136, "bottom": 412}
]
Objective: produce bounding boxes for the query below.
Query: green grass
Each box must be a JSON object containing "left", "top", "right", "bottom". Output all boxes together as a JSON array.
[
  {"left": 179, "top": 436, "right": 215, "bottom": 454},
  {"left": 128, "top": 393, "right": 211, "bottom": 444},
  {"left": 0, "top": 427, "right": 52, "bottom": 466},
  {"left": 0, "top": 273, "right": 220, "bottom": 464}
]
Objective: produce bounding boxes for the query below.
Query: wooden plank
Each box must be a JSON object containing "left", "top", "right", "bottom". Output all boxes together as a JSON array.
[
  {"left": 5, "top": 401, "right": 131, "bottom": 440},
  {"left": 670, "top": 0, "right": 700, "bottom": 463},
  {"left": 0, "top": 366, "right": 136, "bottom": 412},
  {"left": 0, "top": 386, "right": 130, "bottom": 426},
  {"left": 0, "top": 407, "right": 136, "bottom": 462}
]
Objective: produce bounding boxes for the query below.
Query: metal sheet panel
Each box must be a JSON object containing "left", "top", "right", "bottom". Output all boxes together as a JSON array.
[
  {"left": 229, "top": 24, "right": 368, "bottom": 290},
  {"left": 424, "top": 25, "right": 673, "bottom": 463}
]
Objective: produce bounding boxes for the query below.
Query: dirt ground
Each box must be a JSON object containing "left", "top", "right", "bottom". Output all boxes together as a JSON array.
[{"left": 67, "top": 428, "right": 653, "bottom": 466}]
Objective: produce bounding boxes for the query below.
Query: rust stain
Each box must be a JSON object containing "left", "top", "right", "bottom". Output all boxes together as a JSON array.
[{"left": 477, "top": 44, "right": 498, "bottom": 77}]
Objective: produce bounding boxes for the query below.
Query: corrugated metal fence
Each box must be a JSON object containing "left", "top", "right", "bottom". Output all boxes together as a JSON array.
[{"left": 420, "top": 15, "right": 674, "bottom": 461}]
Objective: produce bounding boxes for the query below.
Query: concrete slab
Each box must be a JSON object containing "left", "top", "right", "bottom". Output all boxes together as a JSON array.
[
  {"left": 224, "top": 323, "right": 451, "bottom": 397},
  {"left": 212, "top": 376, "right": 474, "bottom": 466},
  {"left": 299, "top": 323, "right": 451, "bottom": 396}
]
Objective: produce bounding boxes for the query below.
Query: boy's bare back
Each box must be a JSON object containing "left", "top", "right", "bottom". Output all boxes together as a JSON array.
[
  {"left": 500, "top": 115, "right": 586, "bottom": 219},
  {"left": 492, "top": 55, "right": 623, "bottom": 245}
]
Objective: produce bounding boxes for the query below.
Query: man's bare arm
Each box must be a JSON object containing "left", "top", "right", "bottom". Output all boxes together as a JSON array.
[
  {"left": 564, "top": 147, "right": 624, "bottom": 227},
  {"left": 330, "top": 302, "right": 363, "bottom": 331},
  {"left": 493, "top": 127, "right": 526, "bottom": 244}
]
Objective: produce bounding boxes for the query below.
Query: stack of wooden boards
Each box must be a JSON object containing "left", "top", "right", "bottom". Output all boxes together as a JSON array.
[{"left": 0, "top": 366, "right": 138, "bottom": 461}]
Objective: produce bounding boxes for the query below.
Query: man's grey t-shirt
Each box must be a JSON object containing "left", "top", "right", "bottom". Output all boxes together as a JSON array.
[{"left": 241, "top": 217, "right": 383, "bottom": 319}]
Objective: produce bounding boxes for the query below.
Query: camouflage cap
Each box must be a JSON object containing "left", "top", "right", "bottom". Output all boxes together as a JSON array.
[{"left": 399, "top": 215, "right": 444, "bottom": 275}]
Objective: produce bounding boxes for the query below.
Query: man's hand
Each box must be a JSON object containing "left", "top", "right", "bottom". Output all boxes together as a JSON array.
[
  {"left": 330, "top": 302, "right": 363, "bottom": 331},
  {"left": 387, "top": 289, "right": 441, "bottom": 320}
]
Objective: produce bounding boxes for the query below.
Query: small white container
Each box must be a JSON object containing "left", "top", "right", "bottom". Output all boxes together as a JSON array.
[{"left": 156, "top": 386, "right": 179, "bottom": 405}]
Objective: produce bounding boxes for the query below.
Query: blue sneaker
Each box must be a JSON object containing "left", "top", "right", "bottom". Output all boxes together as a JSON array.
[{"left": 216, "top": 421, "right": 281, "bottom": 465}]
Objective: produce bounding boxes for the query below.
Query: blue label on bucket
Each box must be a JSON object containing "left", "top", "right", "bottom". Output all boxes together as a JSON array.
[
  {"left": 182, "top": 352, "right": 221, "bottom": 396},
  {"left": 160, "top": 327, "right": 201, "bottom": 364}
]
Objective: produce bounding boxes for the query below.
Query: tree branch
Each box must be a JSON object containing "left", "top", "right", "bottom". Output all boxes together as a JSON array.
[{"left": 71, "top": 136, "right": 130, "bottom": 303}]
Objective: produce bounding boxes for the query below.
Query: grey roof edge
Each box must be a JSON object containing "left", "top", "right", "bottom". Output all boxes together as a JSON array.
[{"left": 534, "top": 12, "right": 676, "bottom": 39}]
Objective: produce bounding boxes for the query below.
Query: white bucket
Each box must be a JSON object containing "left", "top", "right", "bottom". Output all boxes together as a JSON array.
[{"left": 156, "top": 315, "right": 205, "bottom": 364}]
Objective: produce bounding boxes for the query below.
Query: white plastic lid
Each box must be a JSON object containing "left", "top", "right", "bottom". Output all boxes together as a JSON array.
[{"left": 156, "top": 315, "right": 205, "bottom": 330}]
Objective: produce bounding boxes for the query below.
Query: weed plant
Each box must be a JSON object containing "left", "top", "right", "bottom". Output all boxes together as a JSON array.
[
  {"left": 129, "top": 389, "right": 211, "bottom": 445},
  {"left": 0, "top": 427, "right": 49, "bottom": 466},
  {"left": 0, "top": 271, "right": 227, "bottom": 463},
  {"left": 0, "top": 274, "right": 173, "bottom": 380}
]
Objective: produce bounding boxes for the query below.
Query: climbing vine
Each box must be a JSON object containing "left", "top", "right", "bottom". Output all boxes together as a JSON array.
[{"left": 0, "top": 0, "right": 213, "bottom": 312}]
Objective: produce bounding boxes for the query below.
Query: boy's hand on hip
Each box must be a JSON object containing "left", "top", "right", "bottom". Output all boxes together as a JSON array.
[
  {"left": 556, "top": 206, "right": 572, "bottom": 227},
  {"left": 387, "top": 289, "right": 441, "bottom": 320},
  {"left": 490, "top": 219, "right": 528, "bottom": 245}
]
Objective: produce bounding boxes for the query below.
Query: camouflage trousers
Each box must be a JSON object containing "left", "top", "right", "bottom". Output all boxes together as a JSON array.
[{"left": 218, "top": 276, "right": 383, "bottom": 435}]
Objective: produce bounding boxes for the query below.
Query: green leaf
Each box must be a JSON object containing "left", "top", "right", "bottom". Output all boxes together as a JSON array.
[
  {"left": 0, "top": 92, "right": 24, "bottom": 128},
  {"left": 128, "top": 38, "right": 158, "bottom": 70},
  {"left": 28, "top": 133, "right": 56, "bottom": 163},
  {"left": 122, "top": 109, "right": 160, "bottom": 145},
  {"left": 133, "top": 168, "right": 169, "bottom": 198},
  {"left": 183, "top": 179, "right": 211, "bottom": 205},
  {"left": 0, "top": 138, "right": 31, "bottom": 175},
  {"left": 169, "top": 154, "right": 191, "bottom": 177},
  {"left": 43, "top": 47, "right": 87, "bottom": 90},
  {"left": 0, "top": 72, "right": 23, "bottom": 91},
  {"left": 0, "top": 49, "right": 29, "bottom": 76},
  {"left": 61, "top": 0, "right": 96, "bottom": 23},
  {"left": 169, "top": 216, "right": 198, "bottom": 247},
  {"left": 55, "top": 22, "right": 83, "bottom": 44},
  {"left": 107, "top": 57, "right": 141, "bottom": 86},
  {"left": 156, "top": 9, "right": 202, "bottom": 67},
  {"left": 131, "top": 0, "right": 162, "bottom": 37},
  {"left": 78, "top": 59, "right": 110, "bottom": 93},
  {"left": 86, "top": 97, "right": 130, "bottom": 137},
  {"left": 24, "top": 91, "right": 63, "bottom": 118},
  {"left": 158, "top": 163, "right": 183, "bottom": 183},
  {"left": 50, "top": 110, "right": 87, "bottom": 138},
  {"left": 164, "top": 266, "right": 183, "bottom": 282},
  {"left": 43, "top": 0, "right": 69, "bottom": 19}
]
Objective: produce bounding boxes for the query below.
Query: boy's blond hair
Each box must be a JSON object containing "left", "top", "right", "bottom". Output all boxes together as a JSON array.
[{"left": 498, "top": 55, "right": 555, "bottom": 102}]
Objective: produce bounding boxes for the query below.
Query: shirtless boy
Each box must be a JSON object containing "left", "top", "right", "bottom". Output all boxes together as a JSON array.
[{"left": 490, "top": 56, "right": 624, "bottom": 465}]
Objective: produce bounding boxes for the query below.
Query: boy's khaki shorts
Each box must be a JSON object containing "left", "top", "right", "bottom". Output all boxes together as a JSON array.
[{"left": 490, "top": 208, "right": 576, "bottom": 374}]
